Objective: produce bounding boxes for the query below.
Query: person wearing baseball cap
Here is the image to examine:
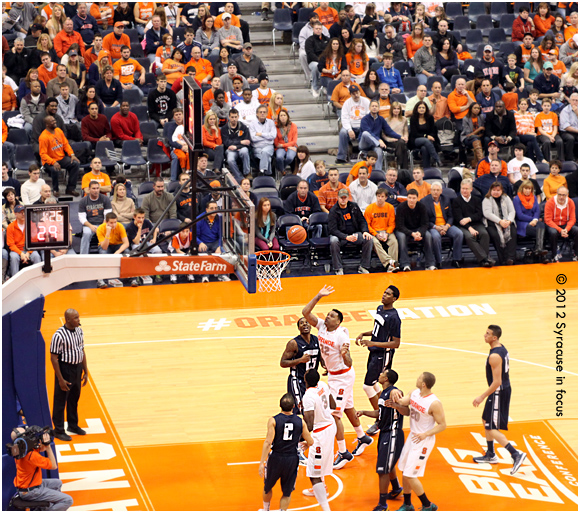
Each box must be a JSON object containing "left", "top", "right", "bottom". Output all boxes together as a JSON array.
[
  {"left": 336, "top": 83, "right": 371, "bottom": 164},
  {"left": 6, "top": 204, "right": 42, "bottom": 279},
  {"left": 532, "top": 59, "right": 561, "bottom": 101},
  {"left": 217, "top": 11, "right": 243, "bottom": 54},
  {"left": 475, "top": 44, "right": 504, "bottom": 91},
  {"left": 475, "top": 140, "right": 509, "bottom": 178},
  {"left": 234, "top": 41, "right": 266, "bottom": 85},
  {"left": 102, "top": 20, "right": 131, "bottom": 61},
  {"left": 327, "top": 187, "right": 373, "bottom": 275}
]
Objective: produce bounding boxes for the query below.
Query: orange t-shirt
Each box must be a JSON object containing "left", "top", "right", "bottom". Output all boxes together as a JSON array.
[
  {"left": 186, "top": 58, "right": 214, "bottom": 82},
  {"left": 137, "top": 2, "right": 155, "bottom": 22},
  {"left": 213, "top": 13, "right": 241, "bottom": 29},
  {"left": 447, "top": 90, "right": 476, "bottom": 120},
  {"left": 518, "top": 45, "right": 534, "bottom": 64},
  {"left": 564, "top": 25, "right": 578, "bottom": 42},
  {"left": 346, "top": 160, "right": 374, "bottom": 185},
  {"left": 476, "top": 159, "right": 508, "bottom": 178},
  {"left": 81, "top": 171, "right": 111, "bottom": 193},
  {"left": 534, "top": 14, "right": 555, "bottom": 37},
  {"left": 502, "top": 92, "right": 519, "bottom": 112},
  {"left": 406, "top": 37, "right": 423, "bottom": 59},
  {"left": 552, "top": 60, "right": 567, "bottom": 80},
  {"left": 90, "top": 2, "right": 114, "bottom": 26},
  {"left": 406, "top": 180, "right": 431, "bottom": 200},
  {"left": 2, "top": 119, "right": 7, "bottom": 143},
  {"left": 14, "top": 451, "right": 52, "bottom": 489},
  {"left": 203, "top": 89, "right": 216, "bottom": 113},
  {"left": 2, "top": 84, "right": 17, "bottom": 111},
  {"left": 37, "top": 63, "right": 58, "bottom": 86},
  {"left": 161, "top": 59, "right": 185, "bottom": 85},
  {"left": 314, "top": 6, "right": 338, "bottom": 29},
  {"left": 102, "top": 32, "right": 131, "bottom": 61},
  {"left": 378, "top": 97, "right": 391, "bottom": 119},
  {"left": 113, "top": 58, "right": 144, "bottom": 84},
  {"left": 39, "top": 128, "right": 73, "bottom": 165},
  {"left": 346, "top": 53, "right": 366, "bottom": 76},
  {"left": 364, "top": 202, "right": 396, "bottom": 235},
  {"left": 535, "top": 111, "right": 559, "bottom": 135}
]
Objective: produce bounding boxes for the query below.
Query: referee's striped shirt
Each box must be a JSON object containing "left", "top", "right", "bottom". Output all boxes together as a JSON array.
[{"left": 50, "top": 325, "right": 85, "bottom": 364}]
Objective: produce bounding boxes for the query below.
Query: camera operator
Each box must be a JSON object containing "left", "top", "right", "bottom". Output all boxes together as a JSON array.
[{"left": 11, "top": 428, "right": 73, "bottom": 510}]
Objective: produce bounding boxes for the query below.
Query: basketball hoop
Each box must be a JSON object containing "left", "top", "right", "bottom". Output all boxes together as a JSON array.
[{"left": 255, "top": 250, "right": 291, "bottom": 292}]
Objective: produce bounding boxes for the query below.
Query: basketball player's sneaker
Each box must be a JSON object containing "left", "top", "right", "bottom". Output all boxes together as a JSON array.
[
  {"left": 472, "top": 453, "right": 499, "bottom": 464},
  {"left": 298, "top": 449, "right": 307, "bottom": 466},
  {"left": 510, "top": 450, "right": 527, "bottom": 475},
  {"left": 302, "top": 484, "right": 328, "bottom": 497},
  {"left": 420, "top": 504, "right": 437, "bottom": 511},
  {"left": 366, "top": 422, "right": 380, "bottom": 435},
  {"left": 333, "top": 450, "right": 354, "bottom": 469},
  {"left": 352, "top": 434, "right": 374, "bottom": 456},
  {"left": 373, "top": 505, "right": 388, "bottom": 511},
  {"left": 397, "top": 505, "right": 415, "bottom": 511},
  {"left": 387, "top": 487, "right": 403, "bottom": 499}
]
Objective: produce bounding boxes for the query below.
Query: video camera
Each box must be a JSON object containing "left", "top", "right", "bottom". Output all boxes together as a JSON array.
[{"left": 6, "top": 426, "right": 54, "bottom": 459}]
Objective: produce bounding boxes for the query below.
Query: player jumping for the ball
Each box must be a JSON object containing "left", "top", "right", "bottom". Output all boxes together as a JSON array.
[
  {"left": 356, "top": 285, "right": 402, "bottom": 437},
  {"left": 472, "top": 325, "right": 527, "bottom": 475},
  {"left": 302, "top": 285, "right": 374, "bottom": 469}
]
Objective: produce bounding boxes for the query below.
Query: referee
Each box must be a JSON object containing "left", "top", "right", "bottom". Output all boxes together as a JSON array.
[{"left": 50, "top": 309, "right": 88, "bottom": 442}]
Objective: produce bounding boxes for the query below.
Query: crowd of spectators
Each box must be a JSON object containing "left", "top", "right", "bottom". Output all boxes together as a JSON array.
[{"left": 1, "top": 1, "right": 578, "bottom": 284}]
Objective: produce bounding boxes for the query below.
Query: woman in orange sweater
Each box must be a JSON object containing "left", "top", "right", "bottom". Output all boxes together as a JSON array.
[
  {"left": 534, "top": 2, "right": 555, "bottom": 37},
  {"left": 202, "top": 111, "right": 224, "bottom": 172},
  {"left": 161, "top": 47, "right": 185, "bottom": 86},
  {"left": 267, "top": 93, "right": 285, "bottom": 123},
  {"left": 274, "top": 109, "right": 298, "bottom": 176},
  {"left": 406, "top": 23, "right": 424, "bottom": 60}
]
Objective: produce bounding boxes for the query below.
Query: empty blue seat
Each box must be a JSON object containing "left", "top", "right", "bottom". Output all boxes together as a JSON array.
[
  {"left": 445, "top": 3, "right": 464, "bottom": 21},
  {"left": 500, "top": 14, "right": 515, "bottom": 36},
  {"left": 146, "top": 138, "right": 170, "bottom": 180},
  {"left": 467, "top": 2, "right": 486, "bottom": 23},
  {"left": 465, "top": 30, "right": 483, "bottom": 52},
  {"left": 453, "top": 15, "right": 471, "bottom": 38},
  {"left": 489, "top": 28, "right": 508, "bottom": 50},
  {"left": 476, "top": 15, "right": 493, "bottom": 37}
]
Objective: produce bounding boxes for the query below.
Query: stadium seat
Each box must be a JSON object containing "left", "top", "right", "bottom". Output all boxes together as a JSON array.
[
  {"left": 14, "top": 145, "right": 37, "bottom": 178},
  {"left": 453, "top": 15, "right": 471, "bottom": 39},
  {"left": 138, "top": 181, "right": 154, "bottom": 196},
  {"left": 390, "top": 93, "right": 407, "bottom": 105},
  {"left": 562, "top": 161, "right": 578, "bottom": 173},
  {"left": 6, "top": 129, "right": 28, "bottom": 146},
  {"left": 141, "top": 73, "right": 157, "bottom": 96},
  {"left": 157, "top": 219, "right": 181, "bottom": 251},
  {"left": 172, "top": 27, "right": 185, "bottom": 43},
  {"left": 490, "top": 2, "right": 508, "bottom": 22},
  {"left": 441, "top": 188, "right": 457, "bottom": 201},
  {"left": 500, "top": 14, "right": 515, "bottom": 37},
  {"left": 146, "top": 138, "right": 170, "bottom": 180},
  {"left": 324, "top": 79, "right": 340, "bottom": 120},
  {"left": 130, "top": 42, "right": 144, "bottom": 58},
  {"left": 450, "top": 75, "right": 468, "bottom": 91},
  {"left": 123, "top": 88, "right": 142, "bottom": 106},
  {"left": 136, "top": 58, "right": 150, "bottom": 73},
  {"left": 131, "top": 105, "right": 149, "bottom": 123},
  {"left": 95, "top": 140, "right": 119, "bottom": 170},
  {"left": 426, "top": 76, "right": 445, "bottom": 93},
  {"left": 423, "top": 167, "right": 444, "bottom": 182},
  {"left": 393, "top": 60, "right": 413, "bottom": 78},
  {"left": 462, "top": 59, "right": 479, "bottom": 79},
  {"left": 339, "top": 172, "right": 349, "bottom": 184},
  {"left": 279, "top": 174, "right": 302, "bottom": 200},
  {"left": 103, "top": 106, "right": 120, "bottom": 122},
  {"left": 140, "top": 122, "right": 159, "bottom": 144},
  {"left": 475, "top": 44, "right": 488, "bottom": 60},
  {"left": 476, "top": 15, "right": 493, "bottom": 37},
  {"left": 307, "top": 211, "right": 330, "bottom": 264},
  {"left": 253, "top": 188, "right": 280, "bottom": 201},
  {"left": 514, "top": 2, "right": 530, "bottom": 13},
  {"left": 445, "top": 3, "right": 464, "bottom": 21},
  {"left": 272, "top": 8, "right": 292, "bottom": 50},
  {"left": 269, "top": 196, "right": 285, "bottom": 217},
  {"left": 467, "top": 2, "right": 486, "bottom": 23},
  {"left": 297, "top": 7, "right": 314, "bottom": 22},
  {"left": 125, "top": 28, "right": 139, "bottom": 43},
  {"left": 2, "top": 111, "right": 20, "bottom": 124},
  {"left": 69, "top": 142, "right": 92, "bottom": 172},
  {"left": 291, "top": 22, "right": 306, "bottom": 62},
  {"left": 496, "top": 41, "right": 515, "bottom": 59},
  {"left": 252, "top": 175, "right": 277, "bottom": 190},
  {"left": 465, "top": 30, "right": 483, "bottom": 52},
  {"left": 403, "top": 77, "right": 419, "bottom": 93},
  {"left": 122, "top": 139, "right": 146, "bottom": 173},
  {"left": 167, "top": 180, "right": 180, "bottom": 194},
  {"left": 369, "top": 170, "right": 386, "bottom": 185},
  {"left": 277, "top": 214, "right": 309, "bottom": 254},
  {"left": 535, "top": 162, "right": 549, "bottom": 174}
]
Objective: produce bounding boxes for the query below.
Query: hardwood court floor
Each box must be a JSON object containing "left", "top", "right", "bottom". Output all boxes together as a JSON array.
[{"left": 42, "top": 263, "right": 578, "bottom": 510}]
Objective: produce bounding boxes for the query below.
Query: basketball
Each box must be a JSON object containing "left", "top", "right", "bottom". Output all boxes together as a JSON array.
[{"left": 287, "top": 225, "right": 307, "bottom": 244}]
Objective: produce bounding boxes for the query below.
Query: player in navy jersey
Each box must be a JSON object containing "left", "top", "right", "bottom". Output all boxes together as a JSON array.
[
  {"left": 472, "top": 325, "right": 527, "bottom": 475},
  {"left": 358, "top": 369, "right": 407, "bottom": 511},
  {"left": 356, "top": 285, "right": 402, "bottom": 436},
  {"left": 259, "top": 393, "right": 313, "bottom": 512},
  {"left": 280, "top": 317, "right": 321, "bottom": 414}
]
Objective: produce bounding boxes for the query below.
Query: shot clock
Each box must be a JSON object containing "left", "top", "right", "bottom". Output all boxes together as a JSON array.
[{"left": 25, "top": 204, "right": 70, "bottom": 252}]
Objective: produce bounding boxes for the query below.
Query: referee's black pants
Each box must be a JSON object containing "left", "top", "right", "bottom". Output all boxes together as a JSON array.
[{"left": 52, "top": 361, "right": 83, "bottom": 433}]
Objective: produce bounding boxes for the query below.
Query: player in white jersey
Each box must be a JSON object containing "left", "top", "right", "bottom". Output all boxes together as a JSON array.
[
  {"left": 302, "top": 369, "right": 338, "bottom": 511},
  {"left": 302, "top": 285, "right": 374, "bottom": 470},
  {"left": 387, "top": 372, "right": 446, "bottom": 511}
]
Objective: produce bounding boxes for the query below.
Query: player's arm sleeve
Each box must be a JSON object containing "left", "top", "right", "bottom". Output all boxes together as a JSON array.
[
  {"left": 315, "top": 318, "right": 324, "bottom": 331},
  {"left": 302, "top": 394, "right": 315, "bottom": 413}
]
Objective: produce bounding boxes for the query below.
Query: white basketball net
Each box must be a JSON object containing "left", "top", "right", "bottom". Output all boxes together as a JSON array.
[{"left": 255, "top": 251, "right": 291, "bottom": 293}]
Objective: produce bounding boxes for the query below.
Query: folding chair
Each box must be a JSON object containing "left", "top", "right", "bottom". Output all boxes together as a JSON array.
[
  {"left": 146, "top": 138, "right": 170, "bottom": 180},
  {"left": 95, "top": 140, "right": 119, "bottom": 171},
  {"left": 467, "top": 2, "right": 486, "bottom": 24},
  {"left": 453, "top": 15, "right": 471, "bottom": 39},
  {"left": 291, "top": 22, "right": 306, "bottom": 63},
  {"left": 6, "top": 128, "right": 28, "bottom": 146},
  {"left": 445, "top": 3, "right": 464, "bottom": 21},
  {"left": 476, "top": 15, "right": 494, "bottom": 37},
  {"left": 121, "top": 139, "right": 146, "bottom": 174},
  {"left": 297, "top": 7, "right": 314, "bottom": 22},
  {"left": 272, "top": 8, "right": 292, "bottom": 51},
  {"left": 489, "top": 29, "right": 508, "bottom": 51},
  {"left": 465, "top": 30, "right": 483, "bottom": 53},
  {"left": 131, "top": 105, "right": 149, "bottom": 123}
]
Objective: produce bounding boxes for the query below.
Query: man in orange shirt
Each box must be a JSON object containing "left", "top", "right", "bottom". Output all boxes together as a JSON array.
[
  {"left": 103, "top": 22, "right": 131, "bottom": 61},
  {"left": 37, "top": 52, "right": 59, "bottom": 86},
  {"left": 113, "top": 45, "right": 146, "bottom": 99},
  {"left": 546, "top": 51, "right": 567, "bottom": 80},
  {"left": 318, "top": 167, "right": 351, "bottom": 213},
  {"left": 314, "top": 2, "right": 338, "bottom": 30},
  {"left": 82, "top": 158, "right": 112, "bottom": 195},
  {"left": 214, "top": 3, "right": 242, "bottom": 29},
  {"left": 2, "top": 69, "right": 17, "bottom": 111},
  {"left": 564, "top": 11, "right": 578, "bottom": 41},
  {"left": 364, "top": 188, "right": 398, "bottom": 271},
  {"left": 346, "top": 152, "right": 377, "bottom": 185},
  {"left": 38, "top": 116, "right": 80, "bottom": 197},
  {"left": 53, "top": 19, "right": 86, "bottom": 59},
  {"left": 428, "top": 80, "right": 451, "bottom": 123},
  {"left": 84, "top": 32, "right": 104, "bottom": 69},
  {"left": 535, "top": 98, "right": 564, "bottom": 161},
  {"left": 6, "top": 205, "right": 43, "bottom": 277},
  {"left": 406, "top": 167, "right": 432, "bottom": 200},
  {"left": 476, "top": 141, "right": 509, "bottom": 178},
  {"left": 447, "top": 77, "right": 476, "bottom": 131},
  {"left": 187, "top": 46, "right": 214, "bottom": 84}
]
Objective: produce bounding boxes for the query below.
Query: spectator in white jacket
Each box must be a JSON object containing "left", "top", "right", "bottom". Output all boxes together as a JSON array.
[
  {"left": 336, "top": 85, "right": 371, "bottom": 163},
  {"left": 349, "top": 166, "right": 378, "bottom": 212},
  {"left": 249, "top": 105, "right": 276, "bottom": 176},
  {"left": 236, "top": 88, "right": 260, "bottom": 125}
]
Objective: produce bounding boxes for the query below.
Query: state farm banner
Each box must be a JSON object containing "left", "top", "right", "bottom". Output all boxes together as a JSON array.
[{"left": 120, "top": 255, "right": 235, "bottom": 278}]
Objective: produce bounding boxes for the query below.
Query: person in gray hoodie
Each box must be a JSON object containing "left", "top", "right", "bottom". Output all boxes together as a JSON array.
[{"left": 20, "top": 81, "right": 46, "bottom": 136}]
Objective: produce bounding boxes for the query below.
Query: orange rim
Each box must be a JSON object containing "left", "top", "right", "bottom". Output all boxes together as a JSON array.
[{"left": 255, "top": 250, "right": 291, "bottom": 265}]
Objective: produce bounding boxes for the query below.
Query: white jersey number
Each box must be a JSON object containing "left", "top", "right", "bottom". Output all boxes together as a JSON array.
[{"left": 283, "top": 423, "right": 294, "bottom": 440}]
